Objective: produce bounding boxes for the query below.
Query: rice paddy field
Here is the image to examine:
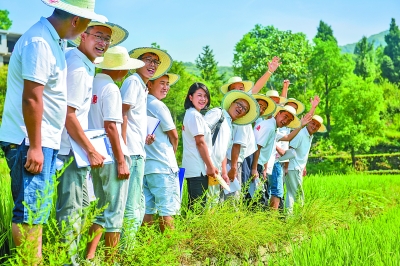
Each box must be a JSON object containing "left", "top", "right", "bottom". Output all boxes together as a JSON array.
[{"left": 1, "top": 157, "right": 400, "bottom": 265}]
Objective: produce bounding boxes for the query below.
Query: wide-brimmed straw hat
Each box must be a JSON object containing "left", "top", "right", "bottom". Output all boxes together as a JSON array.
[
  {"left": 129, "top": 47, "right": 172, "bottom": 79},
  {"left": 69, "top": 21, "right": 128, "bottom": 47},
  {"left": 252, "top": 94, "right": 277, "bottom": 117},
  {"left": 312, "top": 115, "right": 327, "bottom": 133},
  {"left": 41, "top": 0, "right": 106, "bottom": 22},
  {"left": 274, "top": 105, "right": 301, "bottom": 128},
  {"left": 221, "top": 90, "right": 259, "bottom": 125},
  {"left": 95, "top": 46, "right": 144, "bottom": 70},
  {"left": 220, "top": 77, "right": 253, "bottom": 94},
  {"left": 285, "top": 98, "right": 305, "bottom": 115},
  {"left": 265, "top": 90, "right": 287, "bottom": 104},
  {"left": 150, "top": 73, "right": 180, "bottom": 86}
]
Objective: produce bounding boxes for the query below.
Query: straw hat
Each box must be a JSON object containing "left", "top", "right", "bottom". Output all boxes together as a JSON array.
[
  {"left": 155, "top": 73, "right": 180, "bottom": 86},
  {"left": 220, "top": 77, "right": 253, "bottom": 94},
  {"left": 129, "top": 47, "right": 172, "bottom": 79},
  {"left": 252, "top": 94, "right": 277, "bottom": 117},
  {"left": 95, "top": 46, "right": 145, "bottom": 70},
  {"left": 69, "top": 21, "right": 128, "bottom": 47},
  {"left": 274, "top": 105, "right": 301, "bottom": 128},
  {"left": 312, "top": 115, "right": 327, "bottom": 133},
  {"left": 285, "top": 98, "right": 305, "bottom": 115},
  {"left": 221, "top": 90, "right": 259, "bottom": 125},
  {"left": 41, "top": 0, "right": 106, "bottom": 22},
  {"left": 265, "top": 90, "right": 287, "bottom": 104}
]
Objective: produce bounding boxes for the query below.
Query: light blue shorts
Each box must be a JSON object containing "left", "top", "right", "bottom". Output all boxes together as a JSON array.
[{"left": 143, "top": 171, "right": 180, "bottom": 216}]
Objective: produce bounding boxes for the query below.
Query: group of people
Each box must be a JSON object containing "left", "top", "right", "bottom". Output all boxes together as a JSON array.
[{"left": 0, "top": 0, "right": 328, "bottom": 264}]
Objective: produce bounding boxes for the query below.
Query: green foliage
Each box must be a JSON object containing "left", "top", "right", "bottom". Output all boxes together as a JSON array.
[
  {"left": 0, "top": 65, "right": 6, "bottom": 122},
  {"left": 182, "top": 62, "right": 233, "bottom": 78},
  {"left": 0, "top": 10, "right": 12, "bottom": 30},
  {"left": 232, "top": 24, "right": 312, "bottom": 98},
  {"left": 353, "top": 36, "right": 376, "bottom": 80},
  {"left": 340, "top": 30, "right": 388, "bottom": 54},
  {"left": 381, "top": 18, "right": 400, "bottom": 83},
  {"left": 315, "top": 20, "right": 337, "bottom": 43}
]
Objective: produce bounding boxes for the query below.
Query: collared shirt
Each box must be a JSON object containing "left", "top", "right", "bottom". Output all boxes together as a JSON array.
[
  {"left": 204, "top": 108, "right": 233, "bottom": 171},
  {"left": 266, "top": 126, "right": 291, "bottom": 175},
  {"left": 144, "top": 94, "right": 179, "bottom": 175},
  {"left": 288, "top": 127, "right": 313, "bottom": 171},
  {"left": 59, "top": 48, "right": 95, "bottom": 155},
  {"left": 0, "top": 17, "right": 67, "bottom": 149},
  {"left": 88, "top": 73, "right": 128, "bottom": 156},
  {"left": 227, "top": 123, "right": 257, "bottom": 163},
  {"left": 182, "top": 107, "right": 212, "bottom": 178},
  {"left": 253, "top": 117, "right": 278, "bottom": 167},
  {"left": 120, "top": 73, "right": 148, "bottom": 156}
]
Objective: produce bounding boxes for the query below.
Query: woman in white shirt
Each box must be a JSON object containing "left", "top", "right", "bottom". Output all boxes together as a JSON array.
[{"left": 181, "top": 83, "right": 218, "bottom": 209}]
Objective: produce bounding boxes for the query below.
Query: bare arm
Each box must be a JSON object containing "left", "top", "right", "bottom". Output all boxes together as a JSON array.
[
  {"left": 166, "top": 129, "right": 178, "bottom": 153},
  {"left": 65, "top": 106, "right": 105, "bottom": 168},
  {"left": 104, "top": 120, "right": 129, "bottom": 179},
  {"left": 227, "top": 143, "right": 241, "bottom": 181},
  {"left": 252, "top": 56, "right": 282, "bottom": 94},
  {"left": 121, "top": 103, "right": 130, "bottom": 144},
  {"left": 194, "top": 135, "right": 218, "bottom": 177},
  {"left": 251, "top": 145, "right": 262, "bottom": 179},
  {"left": 221, "top": 157, "right": 229, "bottom": 184},
  {"left": 281, "top": 79, "right": 290, "bottom": 98},
  {"left": 22, "top": 80, "right": 44, "bottom": 174}
]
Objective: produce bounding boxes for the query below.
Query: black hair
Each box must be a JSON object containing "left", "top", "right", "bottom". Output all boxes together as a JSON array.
[
  {"left": 184, "top": 82, "right": 211, "bottom": 110},
  {"left": 53, "top": 8, "right": 76, "bottom": 20},
  {"left": 138, "top": 52, "right": 159, "bottom": 60}
]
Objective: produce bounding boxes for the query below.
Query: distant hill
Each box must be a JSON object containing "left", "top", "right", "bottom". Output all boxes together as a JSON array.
[
  {"left": 183, "top": 62, "right": 233, "bottom": 79},
  {"left": 340, "top": 30, "right": 388, "bottom": 54}
]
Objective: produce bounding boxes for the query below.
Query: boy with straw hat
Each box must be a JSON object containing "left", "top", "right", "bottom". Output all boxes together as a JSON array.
[
  {"left": 277, "top": 114, "right": 327, "bottom": 214},
  {"left": 0, "top": 0, "right": 104, "bottom": 262},
  {"left": 120, "top": 47, "right": 172, "bottom": 239},
  {"left": 55, "top": 21, "right": 127, "bottom": 264},
  {"left": 85, "top": 46, "right": 144, "bottom": 263},
  {"left": 142, "top": 73, "right": 181, "bottom": 233}
]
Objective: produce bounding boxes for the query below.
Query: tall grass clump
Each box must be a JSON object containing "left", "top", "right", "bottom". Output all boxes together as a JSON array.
[{"left": 0, "top": 159, "right": 13, "bottom": 262}]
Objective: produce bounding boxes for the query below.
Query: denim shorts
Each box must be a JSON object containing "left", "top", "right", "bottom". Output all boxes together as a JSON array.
[
  {"left": 268, "top": 161, "right": 284, "bottom": 198},
  {"left": 143, "top": 171, "right": 180, "bottom": 216},
  {"left": 0, "top": 141, "right": 58, "bottom": 224}
]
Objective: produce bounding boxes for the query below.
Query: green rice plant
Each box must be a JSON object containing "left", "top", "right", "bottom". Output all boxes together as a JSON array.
[{"left": 0, "top": 159, "right": 13, "bottom": 262}]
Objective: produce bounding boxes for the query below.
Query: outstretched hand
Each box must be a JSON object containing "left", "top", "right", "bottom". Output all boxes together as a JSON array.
[
  {"left": 283, "top": 79, "right": 290, "bottom": 90},
  {"left": 300, "top": 112, "right": 313, "bottom": 127},
  {"left": 310, "top": 95, "right": 320, "bottom": 108},
  {"left": 268, "top": 56, "right": 282, "bottom": 73}
]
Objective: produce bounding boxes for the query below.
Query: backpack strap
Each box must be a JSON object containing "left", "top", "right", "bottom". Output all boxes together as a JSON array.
[{"left": 212, "top": 108, "right": 225, "bottom": 146}]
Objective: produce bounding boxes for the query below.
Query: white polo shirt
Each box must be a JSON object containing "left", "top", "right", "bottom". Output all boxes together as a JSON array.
[
  {"left": 144, "top": 94, "right": 179, "bottom": 175},
  {"left": 120, "top": 73, "right": 148, "bottom": 156},
  {"left": 182, "top": 107, "right": 212, "bottom": 178},
  {"left": 226, "top": 124, "right": 257, "bottom": 163},
  {"left": 0, "top": 17, "right": 67, "bottom": 149},
  {"left": 88, "top": 73, "right": 128, "bottom": 156},
  {"left": 253, "top": 117, "right": 277, "bottom": 167},
  {"left": 59, "top": 48, "right": 95, "bottom": 155},
  {"left": 288, "top": 127, "right": 313, "bottom": 171},
  {"left": 204, "top": 108, "right": 232, "bottom": 171}
]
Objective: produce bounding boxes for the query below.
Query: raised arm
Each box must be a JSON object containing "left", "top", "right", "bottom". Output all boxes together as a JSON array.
[
  {"left": 252, "top": 56, "right": 282, "bottom": 94},
  {"left": 281, "top": 79, "right": 290, "bottom": 98}
]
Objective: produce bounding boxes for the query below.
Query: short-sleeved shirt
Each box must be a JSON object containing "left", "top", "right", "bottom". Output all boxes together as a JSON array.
[
  {"left": 182, "top": 107, "right": 212, "bottom": 178},
  {"left": 59, "top": 48, "right": 95, "bottom": 155},
  {"left": 253, "top": 117, "right": 277, "bottom": 167},
  {"left": 204, "top": 108, "right": 232, "bottom": 171},
  {"left": 120, "top": 73, "right": 148, "bottom": 156},
  {"left": 88, "top": 73, "right": 128, "bottom": 156},
  {"left": 227, "top": 124, "right": 257, "bottom": 163},
  {"left": 288, "top": 127, "right": 313, "bottom": 171},
  {"left": 266, "top": 126, "right": 291, "bottom": 174},
  {"left": 0, "top": 17, "right": 67, "bottom": 149},
  {"left": 144, "top": 94, "right": 179, "bottom": 175}
]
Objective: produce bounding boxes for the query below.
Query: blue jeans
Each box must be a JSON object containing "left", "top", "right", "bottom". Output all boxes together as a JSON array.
[
  {"left": 1, "top": 141, "right": 58, "bottom": 224},
  {"left": 268, "top": 162, "right": 284, "bottom": 198}
]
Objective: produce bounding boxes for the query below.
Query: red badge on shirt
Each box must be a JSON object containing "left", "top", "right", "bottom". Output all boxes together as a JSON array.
[
  {"left": 92, "top": 95, "right": 98, "bottom": 104},
  {"left": 256, "top": 125, "right": 261, "bottom": 131}
]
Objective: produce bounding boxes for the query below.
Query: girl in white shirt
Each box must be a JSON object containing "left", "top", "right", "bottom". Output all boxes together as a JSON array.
[{"left": 181, "top": 83, "right": 218, "bottom": 208}]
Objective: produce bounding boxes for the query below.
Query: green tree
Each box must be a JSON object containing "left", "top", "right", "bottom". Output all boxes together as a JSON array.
[
  {"left": 315, "top": 20, "right": 337, "bottom": 43},
  {"left": 308, "top": 38, "right": 354, "bottom": 137},
  {"left": 353, "top": 36, "right": 376, "bottom": 81},
  {"left": 232, "top": 24, "right": 312, "bottom": 99},
  {"left": 331, "top": 75, "right": 384, "bottom": 167},
  {"left": 0, "top": 65, "right": 7, "bottom": 121},
  {"left": 0, "top": 10, "right": 12, "bottom": 30},
  {"left": 195, "top": 45, "right": 225, "bottom": 94},
  {"left": 381, "top": 18, "right": 400, "bottom": 83}
]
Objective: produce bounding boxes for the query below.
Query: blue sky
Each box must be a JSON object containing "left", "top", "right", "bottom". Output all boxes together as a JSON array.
[{"left": 3, "top": 0, "right": 399, "bottom": 66}]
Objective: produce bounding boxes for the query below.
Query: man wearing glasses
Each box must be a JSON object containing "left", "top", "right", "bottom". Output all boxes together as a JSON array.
[
  {"left": 56, "top": 21, "right": 127, "bottom": 264},
  {"left": 120, "top": 47, "right": 172, "bottom": 241}
]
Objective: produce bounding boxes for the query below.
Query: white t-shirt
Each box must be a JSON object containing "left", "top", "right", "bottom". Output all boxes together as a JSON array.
[
  {"left": 182, "top": 107, "right": 212, "bottom": 178},
  {"left": 88, "top": 73, "right": 128, "bottom": 156},
  {"left": 266, "top": 126, "right": 291, "bottom": 174},
  {"left": 120, "top": 73, "right": 148, "bottom": 156},
  {"left": 144, "top": 94, "right": 179, "bottom": 175},
  {"left": 253, "top": 117, "right": 277, "bottom": 167},
  {"left": 0, "top": 17, "right": 67, "bottom": 149},
  {"left": 59, "top": 48, "right": 94, "bottom": 155},
  {"left": 227, "top": 124, "right": 257, "bottom": 163},
  {"left": 204, "top": 108, "right": 232, "bottom": 171},
  {"left": 288, "top": 127, "right": 313, "bottom": 171}
]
